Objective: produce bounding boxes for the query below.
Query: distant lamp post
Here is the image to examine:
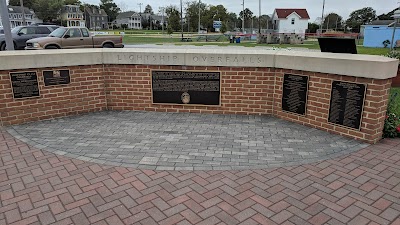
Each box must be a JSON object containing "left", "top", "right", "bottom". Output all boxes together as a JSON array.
[
  {"left": 319, "top": 0, "right": 326, "bottom": 35},
  {"left": 390, "top": 10, "right": 400, "bottom": 51}
]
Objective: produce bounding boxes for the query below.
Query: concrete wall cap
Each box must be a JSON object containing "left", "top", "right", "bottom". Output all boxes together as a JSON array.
[{"left": 0, "top": 48, "right": 398, "bottom": 79}]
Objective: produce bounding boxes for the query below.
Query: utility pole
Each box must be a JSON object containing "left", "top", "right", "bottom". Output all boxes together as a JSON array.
[
  {"left": 161, "top": 7, "right": 165, "bottom": 35},
  {"left": 198, "top": 0, "right": 201, "bottom": 33},
  {"left": 20, "top": 0, "right": 26, "bottom": 26},
  {"left": 258, "top": 0, "right": 261, "bottom": 35},
  {"left": 180, "top": 0, "right": 183, "bottom": 40},
  {"left": 0, "top": 0, "right": 14, "bottom": 50},
  {"left": 242, "top": 0, "right": 245, "bottom": 33},
  {"left": 138, "top": 3, "right": 143, "bottom": 13},
  {"left": 319, "top": 0, "right": 326, "bottom": 35}
]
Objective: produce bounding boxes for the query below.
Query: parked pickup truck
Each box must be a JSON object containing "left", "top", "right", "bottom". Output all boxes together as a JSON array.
[{"left": 25, "top": 27, "right": 124, "bottom": 50}]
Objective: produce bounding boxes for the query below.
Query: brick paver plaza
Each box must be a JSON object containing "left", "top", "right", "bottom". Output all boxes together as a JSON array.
[{"left": 1, "top": 111, "right": 400, "bottom": 225}]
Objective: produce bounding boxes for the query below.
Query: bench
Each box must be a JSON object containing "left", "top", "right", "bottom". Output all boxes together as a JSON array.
[
  {"left": 196, "top": 35, "right": 223, "bottom": 42},
  {"left": 181, "top": 38, "right": 192, "bottom": 42}
]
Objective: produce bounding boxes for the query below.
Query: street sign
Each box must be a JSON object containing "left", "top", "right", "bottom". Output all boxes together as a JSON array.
[{"left": 213, "top": 21, "right": 222, "bottom": 29}]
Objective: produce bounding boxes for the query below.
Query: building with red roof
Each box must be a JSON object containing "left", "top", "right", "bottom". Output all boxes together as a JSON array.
[{"left": 271, "top": 8, "right": 310, "bottom": 37}]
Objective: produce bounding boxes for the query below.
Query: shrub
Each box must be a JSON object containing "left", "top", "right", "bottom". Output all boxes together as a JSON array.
[
  {"left": 383, "top": 92, "right": 400, "bottom": 138},
  {"left": 383, "top": 39, "right": 391, "bottom": 48},
  {"left": 386, "top": 50, "right": 400, "bottom": 59}
]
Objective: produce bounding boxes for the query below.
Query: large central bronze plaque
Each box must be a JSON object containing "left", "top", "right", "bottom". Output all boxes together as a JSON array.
[
  {"left": 328, "top": 81, "right": 366, "bottom": 130},
  {"left": 152, "top": 70, "right": 220, "bottom": 105}
]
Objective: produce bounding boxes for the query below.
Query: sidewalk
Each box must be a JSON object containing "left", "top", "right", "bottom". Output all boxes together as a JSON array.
[{"left": 1, "top": 129, "right": 400, "bottom": 225}]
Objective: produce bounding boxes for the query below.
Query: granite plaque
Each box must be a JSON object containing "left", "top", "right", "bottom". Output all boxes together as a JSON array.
[
  {"left": 282, "top": 74, "right": 309, "bottom": 115},
  {"left": 152, "top": 70, "right": 220, "bottom": 105},
  {"left": 328, "top": 81, "right": 366, "bottom": 130},
  {"left": 10, "top": 71, "right": 40, "bottom": 99},
  {"left": 43, "top": 70, "right": 70, "bottom": 86}
]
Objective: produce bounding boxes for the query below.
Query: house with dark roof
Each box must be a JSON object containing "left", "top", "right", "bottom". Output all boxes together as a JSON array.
[
  {"left": 0, "top": 5, "right": 42, "bottom": 28},
  {"left": 84, "top": 7, "right": 108, "bottom": 29},
  {"left": 60, "top": 5, "right": 85, "bottom": 27},
  {"left": 271, "top": 8, "right": 310, "bottom": 37}
]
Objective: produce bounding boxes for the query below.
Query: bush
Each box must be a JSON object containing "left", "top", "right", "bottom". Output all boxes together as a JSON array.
[
  {"left": 386, "top": 50, "right": 400, "bottom": 59},
  {"left": 383, "top": 93, "right": 400, "bottom": 138},
  {"left": 383, "top": 40, "right": 391, "bottom": 48}
]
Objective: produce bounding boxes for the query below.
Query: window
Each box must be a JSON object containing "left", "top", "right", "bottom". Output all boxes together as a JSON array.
[
  {"left": 36, "top": 27, "right": 51, "bottom": 34},
  {"left": 80, "top": 28, "right": 89, "bottom": 37},
  {"left": 291, "top": 18, "right": 295, "bottom": 25},
  {"left": 18, "top": 27, "right": 35, "bottom": 35},
  {"left": 66, "top": 28, "right": 82, "bottom": 38}
]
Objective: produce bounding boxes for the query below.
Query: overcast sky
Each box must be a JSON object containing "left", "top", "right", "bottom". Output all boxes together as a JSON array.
[{"left": 83, "top": 0, "right": 398, "bottom": 21}]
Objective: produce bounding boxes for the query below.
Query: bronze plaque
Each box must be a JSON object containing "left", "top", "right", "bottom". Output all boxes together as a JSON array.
[
  {"left": 282, "top": 74, "right": 309, "bottom": 115},
  {"left": 43, "top": 70, "right": 70, "bottom": 86},
  {"left": 152, "top": 70, "right": 220, "bottom": 105},
  {"left": 328, "top": 81, "right": 366, "bottom": 130},
  {"left": 10, "top": 71, "right": 40, "bottom": 99}
]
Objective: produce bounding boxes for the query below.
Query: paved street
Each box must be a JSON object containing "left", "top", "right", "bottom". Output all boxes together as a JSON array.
[
  {"left": 1, "top": 125, "right": 400, "bottom": 225},
  {"left": 8, "top": 111, "right": 367, "bottom": 170}
]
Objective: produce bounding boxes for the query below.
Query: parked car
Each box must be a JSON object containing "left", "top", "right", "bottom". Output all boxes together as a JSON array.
[
  {"left": 25, "top": 27, "right": 124, "bottom": 50},
  {"left": 0, "top": 25, "right": 59, "bottom": 50}
]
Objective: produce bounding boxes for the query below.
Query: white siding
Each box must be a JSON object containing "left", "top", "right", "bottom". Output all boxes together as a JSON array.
[{"left": 272, "top": 11, "right": 309, "bottom": 37}]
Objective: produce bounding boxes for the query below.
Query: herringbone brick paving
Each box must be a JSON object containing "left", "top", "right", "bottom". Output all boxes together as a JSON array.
[{"left": 1, "top": 129, "right": 400, "bottom": 225}]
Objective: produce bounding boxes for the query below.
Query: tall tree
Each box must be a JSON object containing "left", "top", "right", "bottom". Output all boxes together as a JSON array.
[
  {"left": 165, "top": 5, "right": 180, "bottom": 32},
  {"left": 8, "top": 0, "right": 34, "bottom": 9},
  {"left": 185, "top": 0, "right": 207, "bottom": 32},
  {"left": 64, "top": 0, "right": 81, "bottom": 5},
  {"left": 323, "top": 13, "right": 343, "bottom": 30},
  {"left": 378, "top": 8, "right": 399, "bottom": 20},
  {"left": 33, "top": 0, "right": 64, "bottom": 22},
  {"left": 346, "top": 7, "right": 377, "bottom": 32},
  {"left": 144, "top": 4, "right": 153, "bottom": 14},
  {"left": 100, "top": 0, "right": 120, "bottom": 22},
  {"left": 202, "top": 4, "right": 228, "bottom": 31},
  {"left": 239, "top": 8, "right": 253, "bottom": 29}
]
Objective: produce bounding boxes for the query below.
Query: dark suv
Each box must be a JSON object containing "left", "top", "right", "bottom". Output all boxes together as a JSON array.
[{"left": 0, "top": 25, "right": 59, "bottom": 50}]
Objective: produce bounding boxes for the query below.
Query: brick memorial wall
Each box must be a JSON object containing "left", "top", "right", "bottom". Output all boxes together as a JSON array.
[{"left": 0, "top": 49, "right": 397, "bottom": 144}]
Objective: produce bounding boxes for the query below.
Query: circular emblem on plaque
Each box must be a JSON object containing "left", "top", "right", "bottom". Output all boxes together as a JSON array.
[{"left": 181, "top": 92, "right": 190, "bottom": 104}]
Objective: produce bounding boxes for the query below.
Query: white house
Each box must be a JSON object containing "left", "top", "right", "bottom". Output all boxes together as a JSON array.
[
  {"left": 0, "top": 6, "right": 42, "bottom": 28},
  {"left": 271, "top": 9, "right": 310, "bottom": 37},
  {"left": 114, "top": 11, "right": 142, "bottom": 29}
]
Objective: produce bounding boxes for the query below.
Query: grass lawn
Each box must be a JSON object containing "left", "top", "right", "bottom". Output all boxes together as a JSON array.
[
  {"left": 122, "top": 36, "right": 391, "bottom": 56},
  {"left": 390, "top": 88, "right": 400, "bottom": 116}
]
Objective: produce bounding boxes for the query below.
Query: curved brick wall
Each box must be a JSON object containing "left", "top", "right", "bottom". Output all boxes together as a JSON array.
[{"left": 0, "top": 49, "right": 398, "bottom": 144}]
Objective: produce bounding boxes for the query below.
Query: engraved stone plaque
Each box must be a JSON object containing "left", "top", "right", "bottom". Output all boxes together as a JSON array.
[
  {"left": 152, "top": 70, "right": 220, "bottom": 105},
  {"left": 282, "top": 74, "right": 309, "bottom": 115},
  {"left": 43, "top": 70, "right": 70, "bottom": 86},
  {"left": 328, "top": 81, "right": 366, "bottom": 130},
  {"left": 10, "top": 71, "right": 40, "bottom": 99}
]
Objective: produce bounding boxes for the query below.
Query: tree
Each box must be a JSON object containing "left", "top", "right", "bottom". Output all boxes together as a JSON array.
[
  {"left": 323, "top": 13, "right": 343, "bottom": 30},
  {"left": 165, "top": 5, "right": 180, "bottom": 32},
  {"left": 378, "top": 8, "right": 399, "bottom": 20},
  {"left": 32, "top": 0, "right": 64, "bottom": 22},
  {"left": 239, "top": 8, "right": 253, "bottom": 29},
  {"left": 185, "top": 0, "right": 207, "bottom": 32},
  {"left": 144, "top": 4, "right": 153, "bottom": 14},
  {"left": 64, "top": 0, "right": 81, "bottom": 5},
  {"left": 308, "top": 23, "right": 319, "bottom": 33},
  {"left": 100, "top": 0, "right": 120, "bottom": 22},
  {"left": 346, "top": 7, "right": 377, "bottom": 32},
  {"left": 8, "top": 0, "right": 34, "bottom": 9},
  {"left": 200, "top": 4, "right": 228, "bottom": 31}
]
